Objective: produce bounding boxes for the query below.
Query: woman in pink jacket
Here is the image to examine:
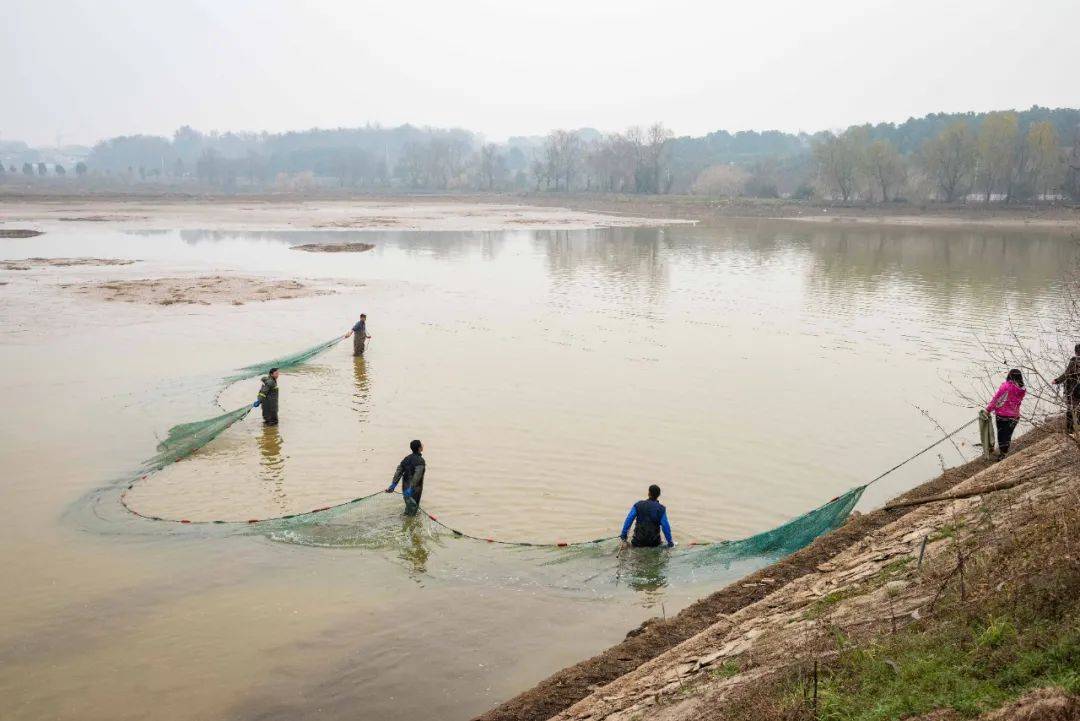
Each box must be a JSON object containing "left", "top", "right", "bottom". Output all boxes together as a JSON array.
[{"left": 986, "top": 369, "right": 1026, "bottom": 458}]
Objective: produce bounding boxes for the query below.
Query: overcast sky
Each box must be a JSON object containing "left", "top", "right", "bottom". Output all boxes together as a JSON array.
[{"left": 3, "top": 0, "right": 1078, "bottom": 147}]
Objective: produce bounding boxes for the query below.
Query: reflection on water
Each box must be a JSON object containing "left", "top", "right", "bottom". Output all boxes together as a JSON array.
[
  {"left": 257, "top": 424, "right": 286, "bottom": 511},
  {"left": 616, "top": 546, "right": 670, "bottom": 601},
  {"left": 398, "top": 515, "right": 431, "bottom": 579},
  {"left": 2, "top": 219, "right": 1078, "bottom": 721},
  {"left": 88, "top": 222, "right": 1079, "bottom": 541},
  {"left": 352, "top": 356, "right": 370, "bottom": 421}
]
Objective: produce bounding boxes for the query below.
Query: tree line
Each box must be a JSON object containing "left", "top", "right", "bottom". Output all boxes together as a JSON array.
[
  {"left": 4, "top": 106, "right": 1078, "bottom": 202},
  {"left": 0, "top": 161, "right": 86, "bottom": 177},
  {"left": 812, "top": 110, "right": 1078, "bottom": 203}
]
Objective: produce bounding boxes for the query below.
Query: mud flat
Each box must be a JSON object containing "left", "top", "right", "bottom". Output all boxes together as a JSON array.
[
  {"left": 511, "top": 194, "right": 1080, "bottom": 232},
  {"left": 0, "top": 196, "right": 688, "bottom": 232},
  {"left": 65, "top": 275, "right": 334, "bottom": 306},
  {"left": 292, "top": 241, "right": 376, "bottom": 253},
  {"left": 1, "top": 257, "right": 136, "bottom": 270},
  {"left": 0, "top": 229, "right": 44, "bottom": 238}
]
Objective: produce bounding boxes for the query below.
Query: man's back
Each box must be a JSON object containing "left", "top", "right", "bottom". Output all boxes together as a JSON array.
[
  {"left": 396, "top": 452, "right": 425, "bottom": 491},
  {"left": 630, "top": 499, "right": 666, "bottom": 547}
]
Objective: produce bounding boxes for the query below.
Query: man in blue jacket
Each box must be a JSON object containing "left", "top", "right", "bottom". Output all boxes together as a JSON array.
[{"left": 620, "top": 484, "right": 674, "bottom": 548}]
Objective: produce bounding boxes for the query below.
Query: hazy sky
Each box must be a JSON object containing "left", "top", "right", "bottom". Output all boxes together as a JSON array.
[{"left": 3, "top": 0, "right": 1078, "bottom": 147}]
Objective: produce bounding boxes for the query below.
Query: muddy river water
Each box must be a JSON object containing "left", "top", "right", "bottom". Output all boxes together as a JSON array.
[{"left": 0, "top": 218, "right": 1073, "bottom": 720}]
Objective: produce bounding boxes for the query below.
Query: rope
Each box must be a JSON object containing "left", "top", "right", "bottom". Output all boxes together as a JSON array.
[
  {"left": 119, "top": 415, "right": 982, "bottom": 545},
  {"left": 863, "top": 417, "right": 979, "bottom": 488},
  {"left": 420, "top": 511, "right": 618, "bottom": 548},
  {"left": 118, "top": 342, "right": 985, "bottom": 549}
]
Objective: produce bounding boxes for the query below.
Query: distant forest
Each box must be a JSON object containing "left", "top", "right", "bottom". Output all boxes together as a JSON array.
[{"left": 3, "top": 106, "right": 1079, "bottom": 202}]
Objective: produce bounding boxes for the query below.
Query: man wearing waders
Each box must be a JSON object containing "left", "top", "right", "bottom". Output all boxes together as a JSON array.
[
  {"left": 387, "top": 439, "right": 425, "bottom": 516},
  {"left": 346, "top": 313, "right": 371, "bottom": 357},
  {"left": 255, "top": 368, "right": 280, "bottom": 426},
  {"left": 620, "top": 484, "right": 674, "bottom": 548},
  {"left": 1053, "top": 343, "right": 1080, "bottom": 432}
]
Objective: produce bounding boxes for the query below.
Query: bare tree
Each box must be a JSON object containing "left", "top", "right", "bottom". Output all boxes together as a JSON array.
[
  {"left": 921, "top": 122, "right": 977, "bottom": 202},
  {"left": 643, "top": 122, "right": 674, "bottom": 194},
  {"left": 1026, "top": 121, "right": 1063, "bottom": 201},
  {"left": 543, "top": 130, "right": 584, "bottom": 191},
  {"left": 812, "top": 131, "right": 862, "bottom": 202},
  {"left": 977, "top": 111, "right": 1019, "bottom": 203},
  {"left": 478, "top": 143, "right": 506, "bottom": 190},
  {"left": 865, "top": 139, "right": 906, "bottom": 202}
]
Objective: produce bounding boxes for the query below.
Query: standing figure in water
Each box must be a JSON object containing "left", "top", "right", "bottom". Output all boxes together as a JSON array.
[
  {"left": 986, "top": 369, "right": 1026, "bottom": 459},
  {"left": 387, "top": 439, "right": 426, "bottom": 516},
  {"left": 620, "top": 484, "right": 675, "bottom": 548},
  {"left": 255, "top": 367, "right": 280, "bottom": 426},
  {"left": 346, "top": 313, "right": 371, "bottom": 357}
]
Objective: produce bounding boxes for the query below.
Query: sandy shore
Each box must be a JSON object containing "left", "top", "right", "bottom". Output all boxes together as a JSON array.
[
  {"left": 0, "top": 197, "right": 688, "bottom": 233},
  {"left": 506, "top": 193, "right": 1080, "bottom": 232},
  {"left": 292, "top": 241, "right": 376, "bottom": 253},
  {"left": 5, "top": 192, "right": 1076, "bottom": 234},
  {"left": 63, "top": 275, "right": 336, "bottom": 305},
  {"left": 1, "top": 257, "right": 137, "bottom": 270}
]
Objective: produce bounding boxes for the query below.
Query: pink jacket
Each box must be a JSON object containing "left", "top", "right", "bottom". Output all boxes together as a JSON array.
[{"left": 986, "top": 380, "right": 1026, "bottom": 418}]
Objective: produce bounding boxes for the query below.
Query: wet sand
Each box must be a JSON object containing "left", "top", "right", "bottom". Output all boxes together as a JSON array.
[
  {"left": 507, "top": 193, "right": 1080, "bottom": 231},
  {"left": 1, "top": 197, "right": 688, "bottom": 233},
  {"left": 1, "top": 257, "right": 136, "bottom": 270},
  {"left": 65, "top": 275, "right": 335, "bottom": 305},
  {"left": 292, "top": 242, "right": 376, "bottom": 253}
]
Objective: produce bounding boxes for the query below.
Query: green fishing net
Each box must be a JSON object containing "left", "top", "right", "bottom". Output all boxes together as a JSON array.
[
  {"left": 249, "top": 486, "right": 866, "bottom": 594},
  {"left": 137, "top": 335, "right": 346, "bottom": 471},
  {"left": 222, "top": 335, "right": 345, "bottom": 384},
  {"left": 124, "top": 333, "right": 867, "bottom": 593},
  {"left": 142, "top": 405, "right": 253, "bottom": 472}
]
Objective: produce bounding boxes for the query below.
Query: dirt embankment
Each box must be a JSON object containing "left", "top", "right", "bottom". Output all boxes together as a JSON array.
[
  {"left": 546, "top": 429, "right": 1078, "bottom": 721},
  {"left": 474, "top": 424, "right": 1069, "bottom": 721},
  {"left": 64, "top": 276, "right": 334, "bottom": 306}
]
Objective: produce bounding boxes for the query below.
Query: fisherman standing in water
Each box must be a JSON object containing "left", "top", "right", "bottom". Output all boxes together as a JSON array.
[
  {"left": 620, "top": 484, "right": 675, "bottom": 548},
  {"left": 387, "top": 439, "right": 426, "bottom": 516},
  {"left": 255, "top": 368, "right": 280, "bottom": 426},
  {"left": 346, "top": 313, "right": 371, "bottom": 357}
]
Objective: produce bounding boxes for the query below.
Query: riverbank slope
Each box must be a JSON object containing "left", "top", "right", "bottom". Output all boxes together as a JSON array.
[{"left": 475, "top": 423, "right": 1079, "bottom": 721}]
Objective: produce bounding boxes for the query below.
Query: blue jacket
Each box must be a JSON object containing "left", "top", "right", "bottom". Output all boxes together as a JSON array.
[{"left": 621, "top": 499, "right": 673, "bottom": 547}]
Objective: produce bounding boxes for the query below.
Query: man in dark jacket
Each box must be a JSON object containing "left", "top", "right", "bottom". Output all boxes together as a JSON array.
[
  {"left": 620, "top": 484, "right": 674, "bottom": 548},
  {"left": 256, "top": 368, "right": 280, "bottom": 425},
  {"left": 387, "top": 439, "right": 426, "bottom": 515},
  {"left": 1053, "top": 343, "right": 1080, "bottom": 432},
  {"left": 346, "top": 313, "right": 371, "bottom": 357}
]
